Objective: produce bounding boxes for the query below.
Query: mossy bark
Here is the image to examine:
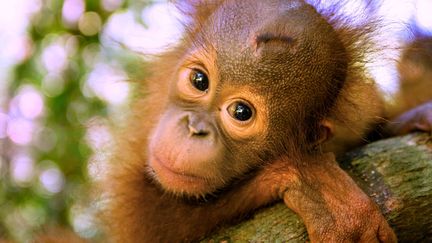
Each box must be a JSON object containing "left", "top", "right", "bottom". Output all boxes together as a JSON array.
[{"left": 205, "top": 133, "right": 432, "bottom": 242}]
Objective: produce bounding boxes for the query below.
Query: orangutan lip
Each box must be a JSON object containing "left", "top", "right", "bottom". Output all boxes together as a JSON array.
[{"left": 153, "top": 155, "right": 206, "bottom": 181}]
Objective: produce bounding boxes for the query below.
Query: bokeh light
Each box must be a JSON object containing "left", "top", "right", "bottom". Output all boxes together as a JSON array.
[
  {"left": 11, "top": 154, "right": 35, "bottom": 185},
  {"left": 86, "top": 118, "right": 112, "bottom": 150},
  {"left": 33, "top": 127, "right": 58, "bottom": 152},
  {"left": 62, "top": 0, "right": 85, "bottom": 26},
  {"left": 7, "top": 118, "right": 34, "bottom": 146},
  {"left": 71, "top": 204, "right": 99, "bottom": 239},
  {"left": 79, "top": 12, "right": 102, "bottom": 36},
  {"left": 102, "top": 0, "right": 124, "bottom": 12},
  {"left": 42, "top": 74, "right": 66, "bottom": 97},
  {"left": 83, "top": 64, "right": 129, "bottom": 105},
  {"left": 102, "top": 2, "right": 183, "bottom": 55},
  {"left": 39, "top": 166, "right": 65, "bottom": 194},
  {"left": 42, "top": 43, "right": 68, "bottom": 74},
  {"left": 17, "top": 86, "right": 44, "bottom": 120},
  {"left": 416, "top": 0, "right": 432, "bottom": 32}
]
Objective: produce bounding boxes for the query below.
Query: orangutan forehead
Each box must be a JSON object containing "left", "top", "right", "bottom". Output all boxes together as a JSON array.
[{"left": 188, "top": 0, "right": 329, "bottom": 61}]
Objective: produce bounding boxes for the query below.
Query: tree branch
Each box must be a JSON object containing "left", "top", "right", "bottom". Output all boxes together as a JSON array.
[{"left": 205, "top": 133, "right": 432, "bottom": 242}]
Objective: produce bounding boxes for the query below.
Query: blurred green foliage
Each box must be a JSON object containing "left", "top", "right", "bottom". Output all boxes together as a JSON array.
[{"left": 0, "top": 0, "right": 154, "bottom": 241}]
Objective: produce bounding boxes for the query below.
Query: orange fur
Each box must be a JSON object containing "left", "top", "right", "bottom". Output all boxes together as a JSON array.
[{"left": 100, "top": 1, "right": 403, "bottom": 242}]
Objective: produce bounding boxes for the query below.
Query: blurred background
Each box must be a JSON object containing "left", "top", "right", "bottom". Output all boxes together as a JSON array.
[{"left": 0, "top": 0, "right": 431, "bottom": 242}]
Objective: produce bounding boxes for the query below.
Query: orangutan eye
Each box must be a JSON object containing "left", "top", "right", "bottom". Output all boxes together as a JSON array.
[
  {"left": 190, "top": 69, "right": 209, "bottom": 92},
  {"left": 228, "top": 101, "right": 253, "bottom": 121}
]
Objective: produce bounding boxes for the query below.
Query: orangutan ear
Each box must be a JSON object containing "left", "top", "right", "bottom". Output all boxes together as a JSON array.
[{"left": 315, "top": 119, "right": 335, "bottom": 146}]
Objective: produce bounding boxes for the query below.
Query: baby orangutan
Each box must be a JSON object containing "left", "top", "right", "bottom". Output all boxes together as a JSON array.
[{"left": 102, "top": 0, "right": 432, "bottom": 242}]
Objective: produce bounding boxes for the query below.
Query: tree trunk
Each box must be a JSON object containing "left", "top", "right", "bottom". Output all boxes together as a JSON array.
[{"left": 205, "top": 133, "right": 432, "bottom": 242}]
